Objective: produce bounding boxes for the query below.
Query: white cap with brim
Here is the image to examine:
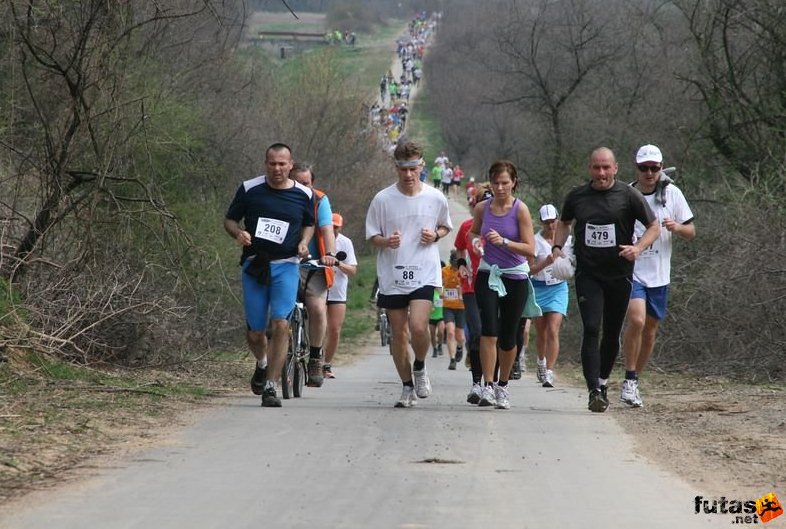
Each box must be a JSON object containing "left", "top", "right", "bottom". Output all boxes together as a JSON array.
[
  {"left": 636, "top": 144, "right": 663, "bottom": 164},
  {"left": 539, "top": 204, "right": 558, "bottom": 221}
]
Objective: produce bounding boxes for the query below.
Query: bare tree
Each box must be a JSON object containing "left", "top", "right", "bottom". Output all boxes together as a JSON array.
[{"left": 672, "top": 0, "right": 786, "bottom": 185}]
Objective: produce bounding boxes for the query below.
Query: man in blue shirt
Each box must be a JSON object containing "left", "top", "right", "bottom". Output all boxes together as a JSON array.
[{"left": 224, "top": 143, "right": 315, "bottom": 407}]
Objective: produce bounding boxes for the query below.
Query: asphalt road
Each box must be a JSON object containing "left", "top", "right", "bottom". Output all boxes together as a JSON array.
[{"left": 1, "top": 352, "right": 728, "bottom": 528}]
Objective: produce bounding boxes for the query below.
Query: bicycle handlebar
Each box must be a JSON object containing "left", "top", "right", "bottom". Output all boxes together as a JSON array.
[{"left": 299, "top": 250, "right": 347, "bottom": 267}]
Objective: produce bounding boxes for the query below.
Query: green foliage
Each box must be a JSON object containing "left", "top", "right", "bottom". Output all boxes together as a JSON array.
[{"left": 341, "top": 255, "right": 378, "bottom": 341}]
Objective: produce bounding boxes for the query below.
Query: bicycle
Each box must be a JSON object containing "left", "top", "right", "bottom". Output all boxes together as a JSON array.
[
  {"left": 370, "top": 279, "right": 391, "bottom": 347},
  {"left": 281, "top": 252, "right": 346, "bottom": 400}
]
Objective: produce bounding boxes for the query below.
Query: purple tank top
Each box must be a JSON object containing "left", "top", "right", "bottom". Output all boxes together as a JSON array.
[{"left": 481, "top": 198, "right": 527, "bottom": 279}]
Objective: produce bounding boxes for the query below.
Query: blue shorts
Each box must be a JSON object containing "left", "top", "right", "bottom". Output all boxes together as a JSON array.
[
  {"left": 242, "top": 260, "right": 300, "bottom": 331},
  {"left": 531, "top": 279, "right": 569, "bottom": 316},
  {"left": 630, "top": 280, "right": 669, "bottom": 321}
]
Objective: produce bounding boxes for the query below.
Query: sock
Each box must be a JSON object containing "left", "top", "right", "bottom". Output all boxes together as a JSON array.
[
  {"left": 498, "top": 380, "right": 508, "bottom": 387},
  {"left": 456, "top": 345, "right": 463, "bottom": 354},
  {"left": 537, "top": 357, "right": 547, "bottom": 366},
  {"left": 485, "top": 381, "right": 494, "bottom": 387},
  {"left": 309, "top": 346, "right": 322, "bottom": 359},
  {"left": 264, "top": 380, "right": 275, "bottom": 390},
  {"left": 257, "top": 358, "right": 267, "bottom": 369},
  {"left": 625, "top": 370, "right": 638, "bottom": 381},
  {"left": 413, "top": 359, "right": 425, "bottom": 371},
  {"left": 598, "top": 378, "right": 608, "bottom": 388},
  {"left": 403, "top": 380, "right": 414, "bottom": 388}
]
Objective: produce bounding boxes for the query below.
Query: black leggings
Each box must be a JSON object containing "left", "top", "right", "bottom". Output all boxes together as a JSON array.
[
  {"left": 575, "top": 271, "right": 632, "bottom": 391},
  {"left": 474, "top": 271, "right": 529, "bottom": 351},
  {"left": 462, "top": 293, "right": 483, "bottom": 384}
]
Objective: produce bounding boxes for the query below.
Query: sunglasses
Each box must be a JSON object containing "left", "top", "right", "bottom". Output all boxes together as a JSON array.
[{"left": 637, "top": 164, "right": 661, "bottom": 173}]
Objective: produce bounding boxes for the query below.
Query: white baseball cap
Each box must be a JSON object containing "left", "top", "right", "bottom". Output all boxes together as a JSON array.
[
  {"left": 636, "top": 144, "right": 663, "bottom": 164},
  {"left": 539, "top": 204, "right": 558, "bottom": 221}
]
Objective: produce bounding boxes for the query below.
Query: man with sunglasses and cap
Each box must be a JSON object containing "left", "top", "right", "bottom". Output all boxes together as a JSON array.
[
  {"left": 620, "top": 144, "right": 696, "bottom": 407},
  {"left": 366, "top": 141, "right": 453, "bottom": 408}
]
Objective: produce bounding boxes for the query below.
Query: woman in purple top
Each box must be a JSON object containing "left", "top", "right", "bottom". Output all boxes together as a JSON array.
[{"left": 468, "top": 160, "right": 535, "bottom": 409}]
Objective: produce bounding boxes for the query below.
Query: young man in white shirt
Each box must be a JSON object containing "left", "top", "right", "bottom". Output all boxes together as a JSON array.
[
  {"left": 621, "top": 144, "right": 696, "bottom": 407},
  {"left": 366, "top": 141, "right": 453, "bottom": 408}
]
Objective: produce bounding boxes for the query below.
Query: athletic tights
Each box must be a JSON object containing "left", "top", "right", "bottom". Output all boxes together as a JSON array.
[{"left": 575, "top": 271, "right": 632, "bottom": 391}]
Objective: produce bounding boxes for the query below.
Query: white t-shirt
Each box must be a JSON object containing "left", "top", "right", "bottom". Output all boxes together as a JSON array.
[
  {"left": 366, "top": 183, "right": 453, "bottom": 295},
  {"left": 441, "top": 167, "right": 453, "bottom": 184},
  {"left": 532, "top": 232, "right": 571, "bottom": 285},
  {"left": 328, "top": 233, "right": 358, "bottom": 302},
  {"left": 632, "top": 183, "right": 694, "bottom": 287},
  {"left": 434, "top": 155, "right": 449, "bottom": 167}
]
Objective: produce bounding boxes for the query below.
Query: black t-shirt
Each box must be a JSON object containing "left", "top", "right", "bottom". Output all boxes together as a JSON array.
[
  {"left": 561, "top": 180, "right": 655, "bottom": 280},
  {"left": 225, "top": 175, "right": 315, "bottom": 263}
]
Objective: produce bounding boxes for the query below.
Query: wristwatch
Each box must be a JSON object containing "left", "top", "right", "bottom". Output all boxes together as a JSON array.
[
  {"left": 434, "top": 231, "right": 441, "bottom": 242},
  {"left": 502, "top": 237, "right": 509, "bottom": 247}
]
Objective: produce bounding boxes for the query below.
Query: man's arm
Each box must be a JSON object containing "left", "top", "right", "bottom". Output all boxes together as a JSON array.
[
  {"left": 224, "top": 218, "right": 251, "bottom": 247},
  {"left": 551, "top": 220, "right": 573, "bottom": 257},
  {"left": 619, "top": 219, "right": 660, "bottom": 261},
  {"left": 299, "top": 226, "right": 314, "bottom": 258}
]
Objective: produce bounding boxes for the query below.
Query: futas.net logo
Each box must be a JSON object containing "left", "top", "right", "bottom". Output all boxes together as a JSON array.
[{"left": 695, "top": 493, "right": 783, "bottom": 524}]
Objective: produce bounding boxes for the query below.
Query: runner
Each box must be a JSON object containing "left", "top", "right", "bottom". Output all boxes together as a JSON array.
[
  {"left": 441, "top": 250, "right": 466, "bottom": 370},
  {"left": 455, "top": 184, "right": 492, "bottom": 402},
  {"left": 551, "top": 147, "right": 660, "bottom": 412},
  {"left": 289, "top": 163, "right": 338, "bottom": 388},
  {"left": 528, "top": 204, "right": 572, "bottom": 388},
  {"left": 428, "top": 283, "right": 445, "bottom": 358},
  {"left": 366, "top": 141, "right": 452, "bottom": 408},
  {"left": 620, "top": 144, "right": 696, "bottom": 407},
  {"left": 223, "top": 143, "right": 315, "bottom": 408},
  {"left": 324, "top": 213, "right": 358, "bottom": 379},
  {"left": 469, "top": 161, "right": 536, "bottom": 409}
]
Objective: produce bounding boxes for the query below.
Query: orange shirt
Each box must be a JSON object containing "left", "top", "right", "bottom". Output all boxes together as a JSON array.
[{"left": 441, "top": 265, "right": 464, "bottom": 309}]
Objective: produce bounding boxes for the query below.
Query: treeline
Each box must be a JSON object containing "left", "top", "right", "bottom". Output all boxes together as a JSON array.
[
  {"left": 425, "top": 0, "right": 785, "bottom": 380},
  {"left": 0, "top": 1, "right": 391, "bottom": 365}
]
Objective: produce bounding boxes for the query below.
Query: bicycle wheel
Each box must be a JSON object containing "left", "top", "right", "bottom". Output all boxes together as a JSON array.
[
  {"left": 281, "top": 352, "right": 295, "bottom": 399},
  {"left": 293, "top": 359, "right": 306, "bottom": 398},
  {"left": 380, "top": 314, "right": 388, "bottom": 347}
]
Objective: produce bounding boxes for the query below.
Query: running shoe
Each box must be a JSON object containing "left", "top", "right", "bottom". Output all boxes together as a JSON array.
[
  {"left": 536, "top": 360, "right": 547, "bottom": 384},
  {"left": 261, "top": 385, "right": 282, "bottom": 408},
  {"left": 448, "top": 358, "right": 457, "bottom": 370},
  {"left": 467, "top": 383, "right": 482, "bottom": 404},
  {"left": 455, "top": 347, "right": 463, "bottom": 363},
  {"left": 437, "top": 345, "right": 444, "bottom": 356},
  {"left": 432, "top": 347, "right": 439, "bottom": 358},
  {"left": 588, "top": 388, "right": 608, "bottom": 413},
  {"left": 620, "top": 379, "right": 636, "bottom": 404},
  {"left": 323, "top": 363, "right": 335, "bottom": 379},
  {"left": 413, "top": 367, "right": 432, "bottom": 398},
  {"left": 510, "top": 360, "right": 522, "bottom": 380},
  {"left": 620, "top": 379, "right": 643, "bottom": 407},
  {"left": 250, "top": 365, "right": 267, "bottom": 395},
  {"left": 478, "top": 384, "right": 497, "bottom": 407},
  {"left": 394, "top": 386, "right": 418, "bottom": 408},
  {"left": 307, "top": 357, "right": 324, "bottom": 387},
  {"left": 542, "top": 369, "right": 555, "bottom": 388},
  {"left": 494, "top": 384, "right": 511, "bottom": 409}
]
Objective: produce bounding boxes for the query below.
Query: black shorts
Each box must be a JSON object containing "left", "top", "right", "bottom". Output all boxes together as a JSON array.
[
  {"left": 377, "top": 285, "right": 436, "bottom": 310},
  {"left": 326, "top": 300, "right": 346, "bottom": 305},
  {"left": 429, "top": 318, "right": 443, "bottom": 326}
]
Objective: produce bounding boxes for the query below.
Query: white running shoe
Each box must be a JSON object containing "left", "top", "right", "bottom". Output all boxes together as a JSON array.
[
  {"left": 494, "top": 384, "right": 510, "bottom": 409},
  {"left": 413, "top": 368, "right": 432, "bottom": 398},
  {"left": 542, "top": 369, "right": 555, "bottom": 388},
  {"left": 394, "top": 386, "right": 418, "bottom": 408},
  {"left": 478, "top": 384, "right": 496, "bottom": 407},
  {"left": 620, "top": 379, "right": 643, "bottom": 407},
  {"left": 536, "top": 360, "right": 547, "bottom": 383},
  {"left": 467, "top": 383, "right": 483, "bottom": 404}
]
